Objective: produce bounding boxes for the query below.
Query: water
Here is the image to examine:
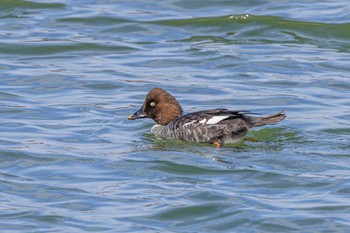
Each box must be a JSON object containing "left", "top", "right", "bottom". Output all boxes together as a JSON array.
[{"left": 1, "top": 0, "right": 350, "bottom": 232}]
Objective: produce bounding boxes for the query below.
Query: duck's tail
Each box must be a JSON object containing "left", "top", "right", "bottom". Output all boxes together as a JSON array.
[{"left": 251, "top": 110, "right": 286, "bottom": 127}]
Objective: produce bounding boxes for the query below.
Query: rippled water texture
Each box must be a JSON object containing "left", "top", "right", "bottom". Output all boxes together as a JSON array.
[{"left": 1, "top": 0, "right": 350, "bottom": 232}]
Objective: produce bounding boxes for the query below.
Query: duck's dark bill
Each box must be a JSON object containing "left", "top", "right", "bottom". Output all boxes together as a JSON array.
[{"left": 128, "top": 108, "right": 147, "bottom": 120}]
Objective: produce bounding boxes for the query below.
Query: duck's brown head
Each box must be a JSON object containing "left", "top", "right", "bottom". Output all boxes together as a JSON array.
[{"left": 128, "top": 88, "right": 183, "bottom": 125}]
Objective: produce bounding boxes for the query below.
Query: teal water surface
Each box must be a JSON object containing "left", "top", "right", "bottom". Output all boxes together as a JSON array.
[{"left": 1, "top": 0, "right": 350, "bottom": 232}]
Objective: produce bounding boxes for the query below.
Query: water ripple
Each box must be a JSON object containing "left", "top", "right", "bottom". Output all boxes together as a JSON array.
[{"left": 1, "top": 0, "right": 350, "bottom": 232}]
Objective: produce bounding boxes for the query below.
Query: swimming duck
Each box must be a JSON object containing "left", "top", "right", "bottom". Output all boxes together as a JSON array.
[{"left": 128, "top": 88, "right": 286, "bottom": 147}]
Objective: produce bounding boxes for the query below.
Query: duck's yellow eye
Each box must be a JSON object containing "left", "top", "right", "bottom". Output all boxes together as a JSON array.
[{"left": 150, "top": 102, "right": 155, "bottom": 107}]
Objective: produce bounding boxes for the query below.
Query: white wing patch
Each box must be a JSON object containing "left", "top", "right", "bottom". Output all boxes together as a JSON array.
[
  {"left": 183, "top": 120, "right": 197, "bottom": 127},
  {"left": 199, "top": 119, "right": 207, "bottom": 124},
  {"left": 206, "top": 116, "right": 230, "bottom": 124},
  {"left": 182, "top": 116, "right": 231, "bottom": 127}
]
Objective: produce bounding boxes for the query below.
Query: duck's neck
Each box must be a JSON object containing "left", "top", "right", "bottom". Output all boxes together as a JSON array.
[{"left": 155, "top": 103, "right": 183, "bottom": 125}]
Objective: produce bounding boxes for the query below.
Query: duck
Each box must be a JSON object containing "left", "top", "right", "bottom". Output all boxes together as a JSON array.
[{"left": 128, "top": 88, "right": 286, "bottom": 147}]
